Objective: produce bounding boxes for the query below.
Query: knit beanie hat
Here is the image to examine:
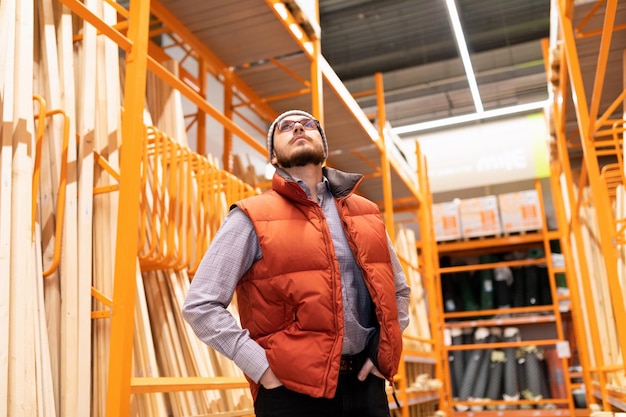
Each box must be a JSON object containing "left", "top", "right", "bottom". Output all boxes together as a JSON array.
[{"left": 266, "top": 109, "right": 328, "bottom": 163}]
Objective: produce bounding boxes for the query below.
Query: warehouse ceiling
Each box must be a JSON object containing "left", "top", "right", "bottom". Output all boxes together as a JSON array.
[
  {"left": 318, "top": 0, "right": 551, "bottom": 133},
  {"left": 151, "top": 0, "right": 625, "bottom": 212}
]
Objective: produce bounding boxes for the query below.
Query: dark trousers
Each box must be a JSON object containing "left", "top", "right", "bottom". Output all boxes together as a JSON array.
[{"left": 254, "top": 372, "right": 391, "bottom": 417}]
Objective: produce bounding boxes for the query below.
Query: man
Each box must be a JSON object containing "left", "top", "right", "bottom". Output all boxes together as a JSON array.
[{"left": 182, "top": 109, "right": 411, "bottom": 417}]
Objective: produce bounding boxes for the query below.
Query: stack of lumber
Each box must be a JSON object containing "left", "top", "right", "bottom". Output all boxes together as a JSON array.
[
  {"left": 611, "top": 183, "right": 626, "bottom": 392},
  {"left": 4, "top": 0, "right": 259, "bottom": 415},
  {"left": 568, "top": 183, "right": 625, "bottom": 391},
  {"left": 2, "top": 0, "right": 90, "bottom": 415},
  {"left": 394, "top": 225, "right": 432, "bottom": 352},
  {"left": 1, "top": 0, "right": 43, "bottom": 415},
  {"left": 135, "top": 62, "right": 256, "bottom": 416}
]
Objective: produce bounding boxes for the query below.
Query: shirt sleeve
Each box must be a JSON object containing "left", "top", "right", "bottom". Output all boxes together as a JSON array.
[
  {"left": 387, "top": 234, "right": 411, "bottom": 333},
  {"left": 182, "top": 207, "right": 270, "bottom": 383}
]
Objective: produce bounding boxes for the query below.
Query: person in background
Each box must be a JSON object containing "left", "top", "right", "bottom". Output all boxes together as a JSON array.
[{"left": 182, "top": 109, "right": 411, "bottom": 417}]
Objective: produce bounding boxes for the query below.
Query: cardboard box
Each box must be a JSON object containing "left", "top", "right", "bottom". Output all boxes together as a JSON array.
[
  {"left": 459, "top": 196, "right": 502, "bottom": 238},
  {"left": 431, "top": 201, "right": 462, "bottom": 241},
  {"left": 498, "top": 190, "right": 543, "bottom": 233}
]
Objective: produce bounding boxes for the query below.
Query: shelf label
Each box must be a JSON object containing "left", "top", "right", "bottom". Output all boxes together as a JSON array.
[{"left": 556, "top": 341, "right": 571, "bottom": 358}]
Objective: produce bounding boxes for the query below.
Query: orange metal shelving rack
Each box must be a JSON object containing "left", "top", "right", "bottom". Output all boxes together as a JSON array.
[
  {"left": 55, "top": 2, "right": 281, "bottom": 416},
  {"left": 545, "top": 0, "right": 626, "bottom": 412},
  {"left": 435, "top": 178, "right": 584, "bottom": 417},
  {"left": 56, "top": 1, "right": 443, "bottom": 417},
  {"left": 373, "top": 73, "right": 445, "bottom": 417}
]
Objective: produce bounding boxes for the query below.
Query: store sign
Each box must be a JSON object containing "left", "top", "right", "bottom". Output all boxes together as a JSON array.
[{"left": 415, "top": 113, "right": 550, "bottom": 193}]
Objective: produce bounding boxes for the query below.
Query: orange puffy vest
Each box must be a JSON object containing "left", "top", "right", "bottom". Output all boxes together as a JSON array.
[{"left": 234, "top": 169, "right": 402, "bottom": 400}]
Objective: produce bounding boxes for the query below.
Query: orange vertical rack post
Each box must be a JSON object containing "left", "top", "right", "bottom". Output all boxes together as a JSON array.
[
  {"left": 375, "top": 73, "right": 443, "bottom": 417},
  {"left": 104, "top": 0, "right": 151, "bottom": 415},
  {"left": 415, "top": 140, "right": 447, "bottom": 414}
]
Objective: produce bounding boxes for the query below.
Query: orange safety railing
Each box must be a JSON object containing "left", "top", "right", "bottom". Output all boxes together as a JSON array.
[
  {"left": 138, "top": 125, "right": 258, "bottom": 273},
  {"left": 32, "top": 95, "right": 71, "bottom": 278}
]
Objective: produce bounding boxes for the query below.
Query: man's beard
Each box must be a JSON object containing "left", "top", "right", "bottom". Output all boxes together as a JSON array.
[{"left": 275, "top": 145, "right": 326, "bottom": 168}]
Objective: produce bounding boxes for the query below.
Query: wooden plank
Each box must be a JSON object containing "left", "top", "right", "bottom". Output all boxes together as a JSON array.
[
  {"left": 38, "top": 0, "right": 82, "bottom": 413},
  {"left": 133, "top": 261, "right": 168, "bottom": 417},
  {"left": 395, "top": 226, "right": 431, "bottom": 352},
  {"left": 34, "top": 0, "right": 66, "bottom": 410},
  {"left": 165, "top": 269, "right": 229, "bottom": 411},
  {"left": 0, "top": 0, "right": 16, "bottom": 413},
  {"left": 620, "top": 50, "right": 626, "bottom": 389},
  {"left": 53, "top": 0, "right": 80, "bottom": 358},
  {"left": 405, "top": 228, "right": 432, "bottom": 349},
  {"left": 580, "top": 188, "right": 619, "bottom": 386},
  {"left": 131, "top": 376, "right": 249, "bottom": 394},
  {"left": 91, "top": 0, "right": 123, "bottom": 413},
  {"left": 33, "top": 225, "right": 56, "bottom": 417},
  {"left": 143, "top": 270, "right": 194, "bottom": 416},
  {"left": 9, "top": 0, "right": 37, "bottom": 414},
  {"left": 74, "top": 0, "right": 97, "bottom": 415},
  {"left": 91, "top": 0, "right": 116, "bottom": 413},
  {"left": 618, "top": 185, "right": 626, "bottom": 387},
  {"left": 33, "top": 5, "right": 58, "bottom": 417}
]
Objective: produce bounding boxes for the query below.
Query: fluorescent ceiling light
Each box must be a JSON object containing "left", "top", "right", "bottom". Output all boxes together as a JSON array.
[
  {"left": 390, "top": 1, "right": 546, "bottom": 136},
  {"left": 445, "top": 0, "right": 483, "bottom": 113},
  {"left": 391, "top": 100, "right": 548, "bottom": 135}
]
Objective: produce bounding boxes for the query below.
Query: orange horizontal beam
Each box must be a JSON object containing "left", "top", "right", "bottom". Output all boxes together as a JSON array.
[
  {"left": 443, "top": 304, "right": 554, "bottom": 328},
  {"left": 446, "top": 338, "right": 561, "bottom": 351},
  {"left": 438, "top": 231, "right": 560, "bottom": 254},
  {"left": 59, "top": 0, "right": 131, "bottom": 51},
  {"left": 440, "top": 257, "right": 547, "bottom": 274},
  {"left": 130, "top": 376, "right": 249, "bottom": 394},
  {"left": 146, "top": 56, "right": 267, "bottom": 157}
]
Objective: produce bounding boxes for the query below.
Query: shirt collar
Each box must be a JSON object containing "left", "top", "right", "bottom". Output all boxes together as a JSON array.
[{"left": 293, "top": 176, "right": 330, "bottom": 204}]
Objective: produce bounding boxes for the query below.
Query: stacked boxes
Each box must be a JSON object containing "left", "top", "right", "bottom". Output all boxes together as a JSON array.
[
  {"left": 432, "top": 201, "right": 462, "bottom": 242},
  {"left": 459, "top": 196, "right": 502, "bottom": 238},
  {"left": 498, "top": 190, "right": 543, "bottom": 233},
  {"left": 433, "top": 190, "right": 542, "bottom": 241}
]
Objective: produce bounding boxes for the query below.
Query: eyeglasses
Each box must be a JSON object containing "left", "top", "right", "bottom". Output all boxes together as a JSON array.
[{"left": 276, "top": 118, "right": 319, "bottom": 132}]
